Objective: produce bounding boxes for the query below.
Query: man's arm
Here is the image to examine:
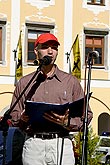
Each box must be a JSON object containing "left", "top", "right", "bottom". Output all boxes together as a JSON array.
[
  {"left": 69, "top": 108, "right": 93, "bottom": 131},
  {"left": 10, "top": 80, "right": 25, "bottom": 127}
]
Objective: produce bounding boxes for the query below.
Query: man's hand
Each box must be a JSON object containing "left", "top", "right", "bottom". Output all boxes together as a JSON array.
[
  {"left": 19, "top": 110, "right": 29, "bottom": 131},
  {"left": 20, "top": 110, "right": 29, "bottom": 123},
  {"left": 43, "top": 109, "right": 70, "bottom": 130}
]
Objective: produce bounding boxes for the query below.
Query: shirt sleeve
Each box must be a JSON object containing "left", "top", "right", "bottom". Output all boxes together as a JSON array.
[
  {"left": 69, "top": 76, "right": 93, "bottom": 131},
  {"left": 10, "top": 80, "right": 25, "bottom": 126}
]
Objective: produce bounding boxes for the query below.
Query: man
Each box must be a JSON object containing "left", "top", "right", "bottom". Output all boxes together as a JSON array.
[{"left": 10, "top": 33, "right": 93, "bottom": 165}]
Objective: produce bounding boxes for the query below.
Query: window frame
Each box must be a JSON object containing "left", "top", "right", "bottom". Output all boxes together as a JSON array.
[
  {"left": 83, "top": 28, "right": 109, "bottom": 69},
  {"left": 0, "top": 21, "right": 6, "bottom": 65},
  {"left": 85, "top": 35, "right": 104, "bottom": 66},
  {"left": 24, "top": 22, "right": 55, "bottom": 65},
  {"left": 87, "top": 0, "right": 105, "bottom": 6}
]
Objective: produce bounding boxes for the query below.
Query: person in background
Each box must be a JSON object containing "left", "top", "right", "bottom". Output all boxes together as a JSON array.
[{"left": 10, "top": 33, "right": 93, "bottom": 165}]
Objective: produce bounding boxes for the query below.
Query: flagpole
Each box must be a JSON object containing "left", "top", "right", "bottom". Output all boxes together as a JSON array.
[
  {"left": 13, "top": 49, "right": 17, "bottom": 85},
  {"left": 65, "top": 52, "right": 71, "bottom": 73}
]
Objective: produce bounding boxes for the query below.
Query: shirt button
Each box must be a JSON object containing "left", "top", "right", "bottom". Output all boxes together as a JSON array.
[{"left": 45, "top": 91, "right": 48, "bottom": 94}]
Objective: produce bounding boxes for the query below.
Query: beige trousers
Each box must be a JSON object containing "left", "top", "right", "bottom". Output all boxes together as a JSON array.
[{"left": 22, "top": 137, "right": 75, "bottom": 165}]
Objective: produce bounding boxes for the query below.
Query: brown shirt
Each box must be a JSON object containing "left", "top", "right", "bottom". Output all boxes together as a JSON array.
[{"left": 10, "top": 65, "right": 93, "bottom": 131}]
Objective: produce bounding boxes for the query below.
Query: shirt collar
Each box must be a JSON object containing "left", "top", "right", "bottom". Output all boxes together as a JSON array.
[{"left": 47, "top": 65, "right": 61, "bottom": 82}]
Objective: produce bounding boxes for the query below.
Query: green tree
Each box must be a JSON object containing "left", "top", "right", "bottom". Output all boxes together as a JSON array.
[{"left": 73, "top": 126, "right": 103, "bottom": 165}]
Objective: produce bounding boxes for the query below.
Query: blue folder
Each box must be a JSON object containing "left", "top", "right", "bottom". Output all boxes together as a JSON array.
[{"left": 25, "top": 95, "right": 89, "bottom": 125}]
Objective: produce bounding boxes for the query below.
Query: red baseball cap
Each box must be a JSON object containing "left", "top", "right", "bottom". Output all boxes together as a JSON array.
[{"left": 34, "top": 33, "right": 60, "bottom": 48}]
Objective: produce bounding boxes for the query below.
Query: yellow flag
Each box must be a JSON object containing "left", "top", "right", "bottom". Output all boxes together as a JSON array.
[
  {"left": 71, "top": 35, "right": 81, "bottom": 81},
  {"left": 15, "top": 31, "right": 23, "bottom": 84}
]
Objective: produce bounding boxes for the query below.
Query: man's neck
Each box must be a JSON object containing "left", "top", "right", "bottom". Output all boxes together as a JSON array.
[{"left": 41, "top": 64, "right": 55, "bottom": 77}]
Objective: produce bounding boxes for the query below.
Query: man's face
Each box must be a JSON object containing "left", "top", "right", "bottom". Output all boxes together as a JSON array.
[{"left": 35, "top": 41, "right": 59, "bottom": 64}]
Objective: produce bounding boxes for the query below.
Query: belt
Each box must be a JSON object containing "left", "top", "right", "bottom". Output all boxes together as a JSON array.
[{"left": 28, "top": 132, "right": 69, "bottom": 140}]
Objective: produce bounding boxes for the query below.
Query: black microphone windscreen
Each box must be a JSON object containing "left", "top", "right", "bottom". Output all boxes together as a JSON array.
[
  {"left": 39, "top": 56, "right": 52, "bottom": 66},
  {"left": 89, "top": 51, "right": 99, "bottom": 58}
]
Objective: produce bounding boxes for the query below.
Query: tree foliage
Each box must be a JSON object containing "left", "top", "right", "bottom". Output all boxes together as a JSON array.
[{"left": 73, "top": 126, "right": 103, "bottom": 165}]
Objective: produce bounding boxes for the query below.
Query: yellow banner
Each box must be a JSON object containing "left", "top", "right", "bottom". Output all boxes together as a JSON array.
[
  {"left": 71, "top": 35, "right": 81, "bottom": 81},
  {"left": 15, "top": 31, "right": 23, "bottom": 83}
]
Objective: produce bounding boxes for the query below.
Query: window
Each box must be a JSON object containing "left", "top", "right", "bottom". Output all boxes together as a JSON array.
[
  {"left": 84, "top": 29, "right": 109, "bottom": 67},
  {"left": 87, "top": 0, "right": 105, "bottom": 5},
  {"left": 0, "top": 21, "right": 6, "bottom": 64},
  {"left": 85, "top": 36, "right": 104, "bottom": 66},
  {"left": 25, "top": 22, "right": 55, "bottom": 64},
  {"left": 27, "top": 30, "right": 50, "bottom": 62}
]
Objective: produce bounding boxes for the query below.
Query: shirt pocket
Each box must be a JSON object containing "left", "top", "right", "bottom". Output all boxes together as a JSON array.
[{"left": 57, "top": 90, "right": 73, "bottom": 103}]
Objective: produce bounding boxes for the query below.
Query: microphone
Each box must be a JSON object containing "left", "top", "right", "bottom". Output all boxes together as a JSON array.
[
  {"left": 34, "top": 55, "right": 52, "bottom": 66},
  {"left": 88, "top": 51, "right": 99, "bottom": 59}
]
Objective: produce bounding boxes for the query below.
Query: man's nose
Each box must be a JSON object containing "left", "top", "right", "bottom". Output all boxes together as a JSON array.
[{"left": 47, "top": 47, "right": 53, "bottom": 52}]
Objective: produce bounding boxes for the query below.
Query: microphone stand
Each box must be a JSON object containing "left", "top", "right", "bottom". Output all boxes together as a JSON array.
[
  {"left": 81, "top": 56, "right": 93, "bottom": 165},
  {"left": 0, "top": 65, "right": 41, "bottom": 165}
]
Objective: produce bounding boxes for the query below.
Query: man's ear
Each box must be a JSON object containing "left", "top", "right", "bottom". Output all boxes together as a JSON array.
[
  {"left": 34, "top": 49, "right": 39, "bottom": 59},
  {"left": 34, "top": 48, "right": 37, "bottom": 54}
]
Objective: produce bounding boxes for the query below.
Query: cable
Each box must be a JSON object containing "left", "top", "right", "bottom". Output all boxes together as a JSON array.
[{"left": 91, "top": 96, "right": 110, "bottom": 112}]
